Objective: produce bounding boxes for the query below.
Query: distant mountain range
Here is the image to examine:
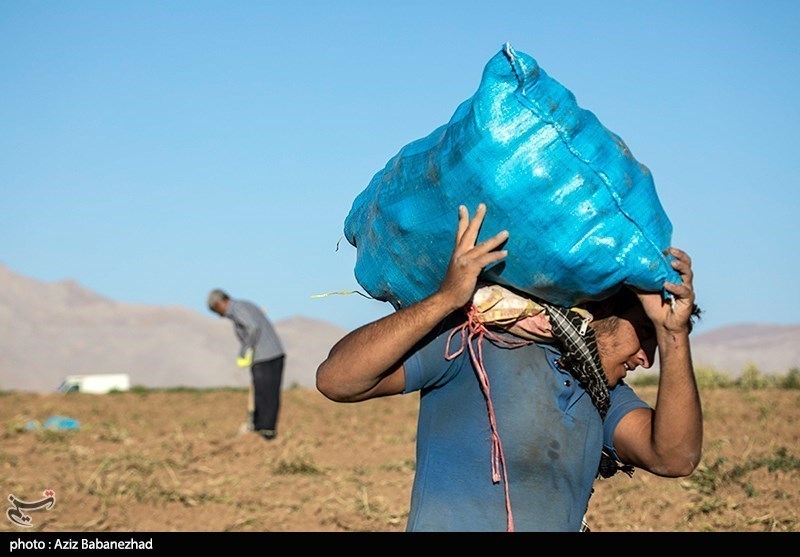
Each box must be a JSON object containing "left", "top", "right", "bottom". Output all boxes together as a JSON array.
[
  {"left": 1, "top": 264, "right": 797, "bottom": 393},
  {"left": 687, "top": 323, "right": 800, "bottom": 376},
  {"left": 0, "top": 263, "right": 347, "bottom": 392}
]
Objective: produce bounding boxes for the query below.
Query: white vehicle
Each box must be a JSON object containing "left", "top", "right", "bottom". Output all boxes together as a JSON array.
[{"left": 57, "top": 373, "right": 131, "bottom": 394}]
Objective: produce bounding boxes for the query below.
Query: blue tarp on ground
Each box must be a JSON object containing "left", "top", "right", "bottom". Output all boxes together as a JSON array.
[{"left": 345, "top": 43, "right": 679, "bottom": 310}]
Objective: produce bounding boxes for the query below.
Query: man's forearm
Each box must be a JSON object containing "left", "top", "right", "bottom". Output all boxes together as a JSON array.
[
  {"left": 317, "top": 291, "right": 460, "bottom": 401},
  {"left": 242, "top": 327, "right": 260, "bottom": 358},
  {"left": 651, "top": 328, "right": 703, "bottom": 475},
  {"left": 231, "top": 307, "right": 260, "bottom": 358}
]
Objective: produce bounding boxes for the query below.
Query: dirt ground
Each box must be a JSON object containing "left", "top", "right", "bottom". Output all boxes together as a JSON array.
[{"left": 0, "top": 386, "right": 797, "bottom": 532}]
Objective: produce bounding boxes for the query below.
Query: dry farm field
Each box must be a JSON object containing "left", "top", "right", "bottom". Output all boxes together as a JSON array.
[{"left": 0, "top": 386, "right": 797, "bottom": 532}]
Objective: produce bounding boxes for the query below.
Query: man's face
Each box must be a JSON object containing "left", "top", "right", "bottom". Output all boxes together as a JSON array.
[
  {"left": 210, "top": 299, "right": 228, "bottom": 317},
  {"left": 593, "top": 304, "right": 657, "bottom": 387}
]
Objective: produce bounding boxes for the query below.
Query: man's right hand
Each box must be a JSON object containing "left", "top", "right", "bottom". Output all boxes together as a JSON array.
[
  {"left": 436, "top": 203, "right": 509, "bottom": 313},
  {"left": 317, "top": 202, "right": 509, "bottom": 402}
]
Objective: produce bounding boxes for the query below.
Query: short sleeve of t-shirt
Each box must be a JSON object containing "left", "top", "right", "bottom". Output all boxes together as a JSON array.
[
  {"left": 602, "top": 380, "right": 652, "bottom": 453},
  {"left": 403, "top": 320, "right": 467, "bottom": 394}
]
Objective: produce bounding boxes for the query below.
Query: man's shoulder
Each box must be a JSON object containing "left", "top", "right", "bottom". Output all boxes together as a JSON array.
[
  {"left": 408, "top": 314, "right": 467, "bottom": 353},
  {"left": 231, "top": 299, "right": 259, "bottom": 311},
  {"left": 226, "top": 299, "right": 259, "bottom": 317},
  {"left": 236, "top": 300, "right": 274, "bottom": 324}
]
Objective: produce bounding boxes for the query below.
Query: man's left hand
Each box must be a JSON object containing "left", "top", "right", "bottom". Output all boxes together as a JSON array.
[
  {"left": 237, "top": 349, "right": 254, "bottom": 368},
  {"left": 636, "top": 247, "right": 696, "bottom": 334}
]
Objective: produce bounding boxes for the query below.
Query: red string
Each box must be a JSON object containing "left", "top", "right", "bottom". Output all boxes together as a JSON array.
[{"left": 444, "top": 305, "right": 534, "bottom": 532}]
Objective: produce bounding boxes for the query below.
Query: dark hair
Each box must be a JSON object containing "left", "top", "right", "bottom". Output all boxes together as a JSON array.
[
  {"left": 207, "top": 289, "right": 230, "bottom": 310},
  {"left": 584, "top": 287, "right": 702, "bottom": 334}
]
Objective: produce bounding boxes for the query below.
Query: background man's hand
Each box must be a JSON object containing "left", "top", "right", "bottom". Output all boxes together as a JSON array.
[
  {"left": 436, "top": 203, "right": 509, "bottom": 313},
  {"left": 237, "top": 348, "right": 254, "bottom": 368}
]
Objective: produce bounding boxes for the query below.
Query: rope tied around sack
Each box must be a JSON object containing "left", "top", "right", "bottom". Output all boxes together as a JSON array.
[{"left": 444, "top": 304, "right": 534, "bottom": 532}]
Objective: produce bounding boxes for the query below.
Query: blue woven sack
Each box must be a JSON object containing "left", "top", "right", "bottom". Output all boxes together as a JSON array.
[{"left": 344, "top": 43, "right": 679, "bottom": 310}]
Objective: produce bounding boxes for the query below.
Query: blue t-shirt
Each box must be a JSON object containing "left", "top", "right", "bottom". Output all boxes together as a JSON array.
[{"left": 402, "top": 320, "right": 650, "bottom": 532}]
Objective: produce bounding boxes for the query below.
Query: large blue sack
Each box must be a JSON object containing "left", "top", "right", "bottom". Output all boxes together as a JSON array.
[{"left": 344, "top": 43, "right": 680, "bottom": 310}]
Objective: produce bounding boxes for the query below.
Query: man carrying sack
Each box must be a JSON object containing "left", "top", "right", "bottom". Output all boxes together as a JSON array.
[{"left": 317, "top": 204, "right": 702, "bottom": 531}]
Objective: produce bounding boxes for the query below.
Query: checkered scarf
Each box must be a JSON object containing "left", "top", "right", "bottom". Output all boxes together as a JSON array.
[
  {"left": 539, "top": 303, "right": 635, "bottom": 532},
  {"left": 540, "top": 303, "right": 610, "bottom": 419}
]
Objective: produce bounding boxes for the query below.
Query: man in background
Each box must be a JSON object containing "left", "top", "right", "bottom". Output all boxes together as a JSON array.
[{"left": 208, "top": 289, "right": 285, "bottom": 441}]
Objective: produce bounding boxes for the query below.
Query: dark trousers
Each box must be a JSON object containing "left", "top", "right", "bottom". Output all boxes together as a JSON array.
[{"left": 251, "top": 356, "right": 284, "bottom": 434}]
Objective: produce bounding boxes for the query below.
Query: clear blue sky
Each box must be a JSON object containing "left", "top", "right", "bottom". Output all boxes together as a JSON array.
[{"left": 2, "top": 1, "right": 799, "bottom": 334}]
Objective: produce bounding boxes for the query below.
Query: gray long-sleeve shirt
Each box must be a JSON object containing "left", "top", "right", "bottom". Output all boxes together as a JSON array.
[{"left": 225, "top": 299, "right": 285, "bottom": 363}]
